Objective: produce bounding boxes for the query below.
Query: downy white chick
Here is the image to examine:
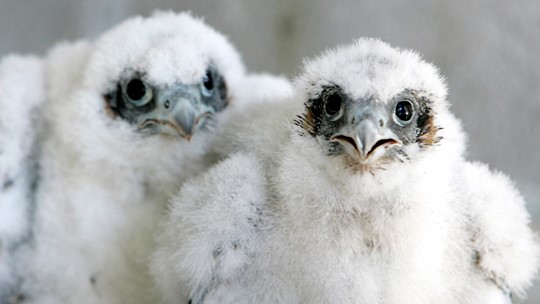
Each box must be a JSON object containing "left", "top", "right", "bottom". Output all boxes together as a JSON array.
[
  {"left": 151, "top": 38, "right": 539, "bottom": 304},
  {"left": 13, "top": 11, "right": 262, "bottom": 304},
  {"left": 0, "top": 56, "right": 44, "bottom": 303}
]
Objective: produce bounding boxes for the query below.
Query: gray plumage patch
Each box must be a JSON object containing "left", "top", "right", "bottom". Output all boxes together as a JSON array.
[
  {"left": 474, "top": 249, "right": 514, "bottom": 302},
  {"left": 0, "top": 117, "right": 43, "bottom": 304},
  {"left": 2, "top": 178, "right": 14, "bottom": 190},
  {"left": 1, "top": 276, "right": 27, "bottom": 304},
  {"left": 5, "top": 290, "right": 25, "bottom": 304},
  {"left": 10, "top": 131, "right": 42, "bottom": 252},
  {"left": 212, "top": 246, "right": 223, "bottom": 259}
]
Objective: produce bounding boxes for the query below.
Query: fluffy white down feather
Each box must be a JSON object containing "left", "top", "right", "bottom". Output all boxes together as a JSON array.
[
  {"left": 6, "top": 11, "right": 291, "bottom": 304},
  {"left": 151, "top": 38, "right": 538, "bottom": 304},
  {"left": 0, "top": 55, "right": 45, "bottom": 302}
]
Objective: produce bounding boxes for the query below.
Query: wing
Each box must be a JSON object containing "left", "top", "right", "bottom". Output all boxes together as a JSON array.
[
  {"left": 151, "top": 152, "right": 267, "bottom": 304},
  {"left": 463, "top": 161, "right": 539, "bottom": 300},
  {"left": 0, "top": 55, "right": 45, "bottom": 301}
]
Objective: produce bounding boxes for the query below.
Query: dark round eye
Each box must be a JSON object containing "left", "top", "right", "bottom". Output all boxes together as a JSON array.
[
  {"left": 202, "top": 70, "right": 214, "bottom": 91},
  {"left": 126, "top": 79, "right": 146, "bottom": 100},
  {"left": 395, "top": 100, "right": 414, "bottom": 123},
  {"left": 124, "top": 78, "right": 153, "bottom": 107},
  {"left": 324, "top": 93, "right": 343, "bottom": 118}
]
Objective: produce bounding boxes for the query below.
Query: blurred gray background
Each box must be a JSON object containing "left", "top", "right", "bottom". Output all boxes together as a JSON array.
[{"left": 1, "top": 0, "right": 539, "bottom": 301}]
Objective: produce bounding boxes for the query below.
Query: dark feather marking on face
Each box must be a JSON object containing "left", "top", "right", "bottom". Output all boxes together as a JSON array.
[
  {"left": 417, "top": 113, "right": 443, "bottom": 148},
  {"left": 217, "top": 74, "right": 229, "bottom": 107},
  {"left": 294, "top": 85, "right": 341, "bottom": 138},
  {"left": 103, "top": 95, "right": 117, "bottom": 119},
  {"left": 294, "top": 107, "right": 318, "bottom": 137},
  {"left": 408, "top": 91, "right": 443, "bottom": 148}
]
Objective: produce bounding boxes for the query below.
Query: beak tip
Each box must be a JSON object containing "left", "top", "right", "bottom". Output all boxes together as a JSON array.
[{"left": 174, "top": 112, "right": 212, "bottom": 141}]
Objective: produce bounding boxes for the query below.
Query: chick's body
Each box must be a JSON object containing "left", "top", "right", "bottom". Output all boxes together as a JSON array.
[
  {"left": 152, "top": 38, "right": 538, "bottom": 304},
  {"left": 13, "top": 11, "right": 254, "bottom": 304}
]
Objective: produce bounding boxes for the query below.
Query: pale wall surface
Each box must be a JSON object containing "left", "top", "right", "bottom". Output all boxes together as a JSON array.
[{"left": 1, "top": 0, "right": 539, "bottom": 301}]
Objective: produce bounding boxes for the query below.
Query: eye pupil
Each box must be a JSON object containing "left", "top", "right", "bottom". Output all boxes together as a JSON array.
[
  {"left": 203, "top": 71, "right": 214, "bottom": 91},
  {"left": 395, "top": 100, "right": 413, "bottom": 122},
  {"left": 126, "top": 79, "right": 146, "bottom": 101},
  {"left": 325, "top": 93, "right": 342, "bottom": 116}
]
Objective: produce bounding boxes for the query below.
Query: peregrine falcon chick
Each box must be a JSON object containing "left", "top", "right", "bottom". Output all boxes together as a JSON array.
[
  {"left": 151, "top": 38, "right": 539, "bottom": 304},
  {"left": 12, "top": 11, "right": 258, "bottom": 304}
]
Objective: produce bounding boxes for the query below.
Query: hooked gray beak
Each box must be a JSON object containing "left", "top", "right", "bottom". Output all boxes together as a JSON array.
[
  {"left": 140, "top": 84, "right": 212, "bottom": 141},
  {"left": 170, "top": 98, "right": 211, "bottom": 141},
  {"left": 331, "top": 106, "right": 401, "bottom": 163}
]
